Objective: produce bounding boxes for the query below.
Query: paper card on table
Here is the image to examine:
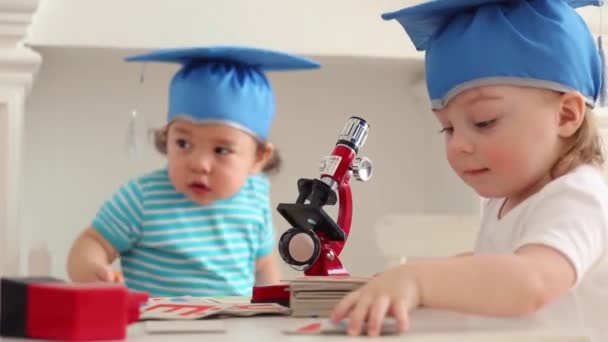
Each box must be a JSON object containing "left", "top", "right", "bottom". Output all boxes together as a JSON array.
[
  {"left": 139, "top": 297, "right": 290, "bottom": 320},
  {"left": 284, "top": 318, "right": 400, "bottom": 335},
  {"left": 140, "top": 302, "right": 224, "bottom": 320},
  {"left": 221, "top": 303, "right": 291, "bottom": 316},
  {"left": 204, "top": 296, "right": 252, "bottom": 304},
  {"left": 290, "top": 322, "right": 323, "bottom": 334}
]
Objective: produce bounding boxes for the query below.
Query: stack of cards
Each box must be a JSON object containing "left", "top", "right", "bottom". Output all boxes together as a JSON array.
[
  {"left": 139, "top": 296, "right": 290, "bottom": 320},
  {"left": 289, "top": 276, "right": 369, "bottom": 317}
]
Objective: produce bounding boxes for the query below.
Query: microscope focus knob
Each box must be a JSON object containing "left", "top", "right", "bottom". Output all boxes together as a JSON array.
[{"left": 352, "top": 157, "right": 373, "bottom": 182}]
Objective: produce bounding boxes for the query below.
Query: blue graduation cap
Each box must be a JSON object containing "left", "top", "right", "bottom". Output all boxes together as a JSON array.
[
  {"left": 126, "top": 46, "right": 321, "bottom": 140},
  {"left": 381, "top": 0, "right": 604, "bottom": 110}
]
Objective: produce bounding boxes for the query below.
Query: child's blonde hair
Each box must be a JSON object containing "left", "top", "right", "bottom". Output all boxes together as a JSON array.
[
  {"left": 153, "top": 125, "right": 282, "bottom": 175},
  {"left": 552, "top": 107, "right": 605, "bottom": 178}
]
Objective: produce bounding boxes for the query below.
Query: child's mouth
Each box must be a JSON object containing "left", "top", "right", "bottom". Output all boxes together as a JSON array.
[
  {"left": 464, "top": 168, "right": 489, "bottom": 176},
  {"left": 189, "top": 182, "right": 210, "bottom": 194}
]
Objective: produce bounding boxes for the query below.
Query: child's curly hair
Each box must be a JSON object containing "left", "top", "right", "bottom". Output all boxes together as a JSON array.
[
  {"left": 552, "top": 107, "right": 605, "bottom": 178},
  {"left": 153, "top": 125, "right": 282, "bottom": 175}
]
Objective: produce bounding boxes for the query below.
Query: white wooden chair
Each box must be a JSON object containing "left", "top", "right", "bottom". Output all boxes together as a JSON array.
[{"left": 374, "top": 213, "right": 479, "bottom": 268}]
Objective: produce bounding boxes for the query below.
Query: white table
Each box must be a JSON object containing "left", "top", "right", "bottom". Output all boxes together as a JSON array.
[{"left": 1, "top": 308, "right": 588, "bottom": 342}]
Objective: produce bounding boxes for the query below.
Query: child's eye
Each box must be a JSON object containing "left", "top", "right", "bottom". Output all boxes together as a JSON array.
[
  {"left": 214, "top": 147, "right": 232, "bottom": 155},
  {"left": 438, "top": 126, "right": 454, "bottom": 135},
  {"left": 474, "top": 119, "right": 497, "bottom": 129},
  {"left": 176, "top": 139, "right": 191, "bottom": 149}
]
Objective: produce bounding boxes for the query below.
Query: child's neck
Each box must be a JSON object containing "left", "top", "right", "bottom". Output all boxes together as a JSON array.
[{"left": 498, "top": 173, "right": 554, "bottom": 219}]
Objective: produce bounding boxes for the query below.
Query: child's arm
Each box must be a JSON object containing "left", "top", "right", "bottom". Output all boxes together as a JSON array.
[
  {"left": 255, "top": 252, "right": 281, "bottom": 285},
  {"left": 411, "top": 244, "right": 574, "bottom": 314},
  {"left": 67, "top": 227, "right": 120, "bottom": 283},
  {"left": 453, "top": 251, "right": 474, "bottom": 257},
  {"left": 332, "top": 244, "right": 575, "bottom": 336}
]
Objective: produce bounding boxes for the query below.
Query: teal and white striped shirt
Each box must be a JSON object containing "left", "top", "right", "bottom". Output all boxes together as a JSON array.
[{"left": 92, "top": 168, "right": 275, "bottom": 297}]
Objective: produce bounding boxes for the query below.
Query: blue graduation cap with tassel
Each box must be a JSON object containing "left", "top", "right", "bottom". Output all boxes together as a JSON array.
[
  {"left": 125, "top": 46, "right": 321, "bottom": 141},
  {"left": 381, "top": 0, "right": 605, "bottom": 110}
]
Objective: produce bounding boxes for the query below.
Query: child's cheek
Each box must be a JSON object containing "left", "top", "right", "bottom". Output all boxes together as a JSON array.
[
  {"left": 167, "top": 160, "right": 187, "bottom": 187},
  {"left": 482, "top": 142, "right": 521, "bottom": 174}
]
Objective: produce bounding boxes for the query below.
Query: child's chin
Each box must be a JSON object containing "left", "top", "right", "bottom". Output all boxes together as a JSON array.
[
  {"left": 185, "top": 192, "right": 217, "bottom": 205},
  {"left": 186, "top": 190, "right": 240, "bottom": 205},
  {"left": 473, "top": 188, "right": 504, "bottom": 199}
]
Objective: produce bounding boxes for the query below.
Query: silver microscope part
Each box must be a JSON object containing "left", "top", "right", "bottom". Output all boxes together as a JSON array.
[
  {"left": 351, "top": 157, "right": 373, "bottom": 182},
  {"left": 338, "top": 116, "right": 369, "bottom": 151}
]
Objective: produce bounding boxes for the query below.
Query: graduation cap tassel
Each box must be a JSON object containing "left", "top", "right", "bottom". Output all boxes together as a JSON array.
[
  {"left": 599, "top": 3, "right": 608, "bottom": 107},
  {"left": 126, "top": 63, "right": 148, "bottom": 160}
]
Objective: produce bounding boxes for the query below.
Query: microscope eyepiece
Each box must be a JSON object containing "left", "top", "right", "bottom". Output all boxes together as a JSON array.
[{"left": 337, "top": 116, "right": 369, "bottom": 153}]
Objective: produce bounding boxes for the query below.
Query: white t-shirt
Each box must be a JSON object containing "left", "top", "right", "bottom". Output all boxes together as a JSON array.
[{"left": 475, "top": 164, "right": 608, "bottom": 341}]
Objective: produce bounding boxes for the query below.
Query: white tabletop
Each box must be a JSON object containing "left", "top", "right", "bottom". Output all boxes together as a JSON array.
[{"left": 0, "top": 309, "right": 589, "bottom": 341}]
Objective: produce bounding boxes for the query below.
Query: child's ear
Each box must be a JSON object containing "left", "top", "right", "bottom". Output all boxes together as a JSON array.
[
  {"left": 250, "top": 142, "right": 274, "bottom": 174},
  {"left": 557, "top": 91, "right": 585, "bottom": 138}
]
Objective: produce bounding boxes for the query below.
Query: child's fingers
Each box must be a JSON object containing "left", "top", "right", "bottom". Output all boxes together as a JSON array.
[
  {"left": 94, "top": 266, "right": 114, "bottom": 282},
  {"left": 113, "top": 271, "right": 124, "bottom": 283},
  {"left": 390, "top": 299, "right": 410, "bottom": 333},
  {"left": 330, "top": 290, "right": 359, "bottom": 323},
  {"left": 366, "top": 296, "right": 390, "bottom": 337},
  {"left": 346, "top": 295, "right": 373, "bottom": 336}
]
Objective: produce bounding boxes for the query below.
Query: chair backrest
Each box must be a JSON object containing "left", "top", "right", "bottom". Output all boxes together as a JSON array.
[{"left": 374, "top": 213, "right": 479, "bottom": 266}]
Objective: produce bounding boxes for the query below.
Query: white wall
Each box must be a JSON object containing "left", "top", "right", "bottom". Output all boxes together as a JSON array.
[
  {"left": 26, "top": 0, "right": 424, "bottom": 59},
  {"left": 21, "top": 46, "right": 478, "bottom": 279}
]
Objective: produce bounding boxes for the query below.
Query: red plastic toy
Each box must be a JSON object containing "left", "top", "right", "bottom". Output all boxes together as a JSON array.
[
  {"left": 251, "top": 116, "right": 372, "bottom": 305},
  {"left": 0, "top": 277, "right": 149, "bottom": 341},
  {"left": 277, "top": 116, "right": 372, "bottom": 276}
]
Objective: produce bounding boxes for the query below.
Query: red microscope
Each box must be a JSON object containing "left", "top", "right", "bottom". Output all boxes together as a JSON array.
[{"left": 252, "top": 116, "right": 372, "bottom": 304}]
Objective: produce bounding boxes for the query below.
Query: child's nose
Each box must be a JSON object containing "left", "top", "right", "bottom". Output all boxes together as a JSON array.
[
  {"left": 449, "top": 130, "right": 475, "bottom": 154},
  {"left": 188, "top": 153, "right": 212, "bottom": 173}
]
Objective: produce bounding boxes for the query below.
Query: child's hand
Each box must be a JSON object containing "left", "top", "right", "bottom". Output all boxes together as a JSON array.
[
  {"left": 330, "top": 265, "right": 421, "bottom": 337},
  {"left": 89, "top": 263, "right": 122, "bottom": 283}
]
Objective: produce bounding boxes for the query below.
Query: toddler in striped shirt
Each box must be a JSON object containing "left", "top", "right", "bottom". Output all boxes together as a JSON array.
[{"left": 66, "top": 46, "right": 320, "bottom": 297}]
